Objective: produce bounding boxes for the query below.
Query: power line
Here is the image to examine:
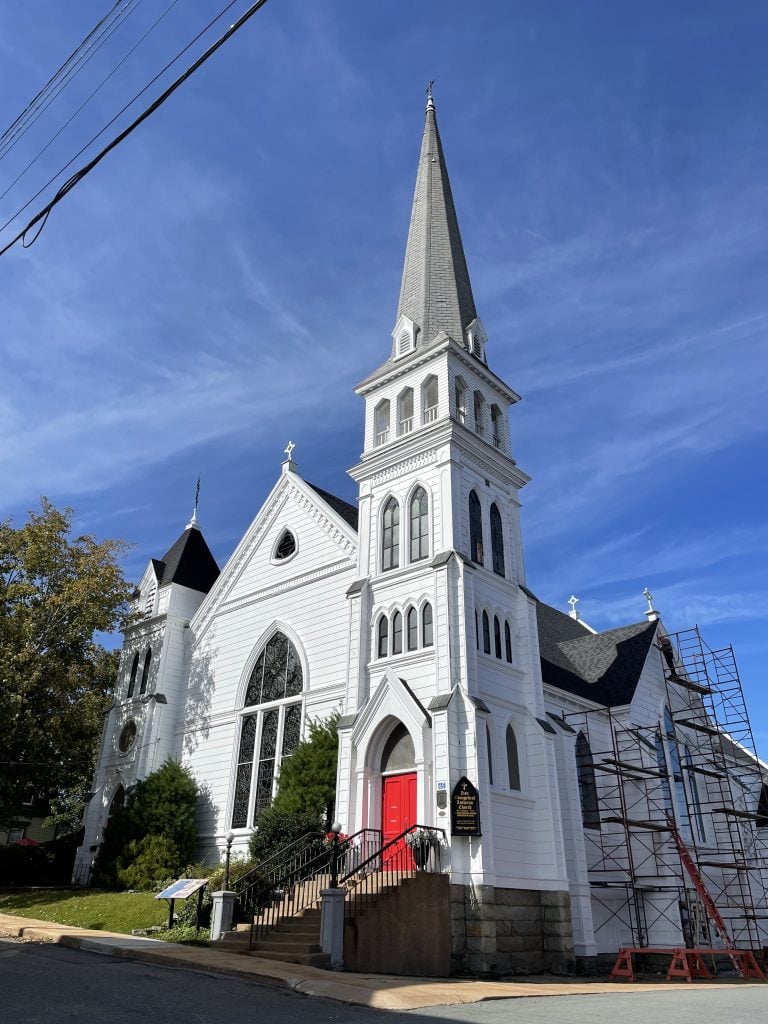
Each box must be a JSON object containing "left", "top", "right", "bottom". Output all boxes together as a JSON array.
[
  {"left": 0, "top": 1, "right": 144, "bottom": 162},
  {"left": 0, "top": 0, "right": 246, "bottom": 245},
  {"left": 0, "top": 0, "right": 181, "bottom": 206}
]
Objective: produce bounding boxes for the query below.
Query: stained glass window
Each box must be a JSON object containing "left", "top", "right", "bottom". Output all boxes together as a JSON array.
[
  {"left": 275, "top": 530, "right": 296, "bottom": 559},
  {"left": 245, "top": 632, "right": 303, "bottom": 707},
  {"left": 232, "top": 714, "right": 257, "bottom": 828},
  {"left": 282, "top": 704, "right": 302, "bottom": 757}
]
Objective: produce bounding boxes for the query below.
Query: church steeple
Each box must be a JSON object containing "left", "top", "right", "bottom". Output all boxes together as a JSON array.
[{"left": 395, "top": 90, "right": 478, "bottom": 351}]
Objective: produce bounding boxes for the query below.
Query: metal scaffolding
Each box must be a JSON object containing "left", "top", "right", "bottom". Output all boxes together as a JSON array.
[{"left": 566, "top": 625, "right": 768, "bottom": 953}]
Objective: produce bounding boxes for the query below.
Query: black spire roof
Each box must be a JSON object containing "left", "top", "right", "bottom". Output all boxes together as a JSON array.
[{"left": 155, "top": 526, "right": 220, "bottom": 595}]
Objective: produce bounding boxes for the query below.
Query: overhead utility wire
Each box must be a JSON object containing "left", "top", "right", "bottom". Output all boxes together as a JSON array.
[
  {"left": 0, "top": 0, "right": 246, "bottom": 244},
  {"left": 0, "top": 0, "right": 143, "bottom": 161},
  {"left": 0, "top": 0, "right": 181, "bottom": 205}
]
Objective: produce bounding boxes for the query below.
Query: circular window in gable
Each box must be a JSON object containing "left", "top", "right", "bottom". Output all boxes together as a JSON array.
[
  {"left": 118, "top": 720, "right": 137, "bottom": 753},
  {"left": 273, "top": 529, "right": 297, "bottom": 561}
]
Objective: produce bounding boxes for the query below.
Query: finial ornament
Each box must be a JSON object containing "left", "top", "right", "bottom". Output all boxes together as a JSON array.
[
  {"left": 284, "top": 440, "right": 296, "bottom": 462},
  {"left": 568, "top": 595, "right": 579, "bottom": 619},
  {"left": 426, "top": 79, "right": 435, "bottom": 108},
  {"left": 643, "top": 587, "right": 654, "bottom": 612},
  {"left": 187, "top": 474, "right": 201, "bottom": 529}
]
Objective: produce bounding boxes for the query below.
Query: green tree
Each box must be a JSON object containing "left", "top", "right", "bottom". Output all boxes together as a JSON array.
[
  {"left": 270, "top": 713, "right": 339, "bottom": 828},
  {"left": 0, "top": 499, "right": 132, "bottom": 830}
]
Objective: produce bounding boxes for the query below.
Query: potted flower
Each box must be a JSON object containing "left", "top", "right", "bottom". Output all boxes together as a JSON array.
[{"left": 405, "top": 828, "right": 436, "bottom": 869}]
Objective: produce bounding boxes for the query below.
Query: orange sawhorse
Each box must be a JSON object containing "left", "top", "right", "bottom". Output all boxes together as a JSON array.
[{"left": 610, "top": 946, "right": 766, "bottom": 982}]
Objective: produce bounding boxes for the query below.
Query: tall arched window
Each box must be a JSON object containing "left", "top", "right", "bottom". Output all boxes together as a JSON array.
[
  {"left": 469, "top": 490, "right": 483, "bottom": 564},
  {"left": 490, "top": 503, "right": 505, "bottom": 577},
  {"left": 422, "top": 375, "right": 439, "bottom": 423},
  {"left": 490, "top": 404, "right": 503, "bottom": 449},
  {"left": 382, "top": 498, "right": 400, "bottom": 571},
  {"left": 406, "top": 607, "right": 418, "bottom": 651},
  {"left": 231, "top": 631, "right": 304, "bottom": 829},
  {"left": 139, "top": 648, "right": 152, "bottom": 695},
  {"left": 655, "top": 728, "right": 674, "bottom": 816},
  {"left": 454, "top": 376, "right": 466, "bottom": 424},
  {"left": 664, "top": 706, "right": 691, "bottom": 835},
  {"left": 377, "top": 615, "right": 389, "bottom": 659},
  {"left": 374, "top": 399, "right": 390, "bottom": 446},
  {"left": 422, "top": 602, "right": 433, "bottom": 647},
  {"left": 381, "top": 723, "right": 415, "bottom": 772},
  {"left": 757, "top": 782, "right": 768, "bottom": 829},
  {"left": 486, "top": 723, "right": 494, "bottom": 786},
  {"left": 127, "top": 652, "right": 139, "bottom": 698},
  {"left": 398, "top": 387, "right": 414, "bottom": 435},
  {"left": 684, "top": 744, "right": 706, "bottom": 842},
  {"left": 473, "top": 391, "right": 484, "bottom": 435},
  {"left": 576, "top": 732, "right": 600, "bottom": 830},
  {"left": 482, "top": 611, "right": 491, "bottom": 654},
  {"left": 475, "top": 609, "right": 480, "bottom": 650},
  {"left": 409, "top": 487, "right": 429, "bottom": 562},
  {"left": 506, "top": 725, "right": 521, "bottom": 790},
  {"left": 504, "top": 621, "right": 513, "bottom": 663},
  {"left": 494, "top": 616, "right": 502, "bottom": 659},
  {"left": 392, "top": 611, "right": 403, "bottom": 655}
]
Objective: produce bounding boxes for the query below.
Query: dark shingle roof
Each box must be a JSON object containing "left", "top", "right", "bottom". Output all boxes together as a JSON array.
[
  {"left": 157, "top": 527, "right": 220, "bottom": 595},
  {"left": 307, "top": 482, "right": 359, "bottom": 531},
  {"left": 533, "top": 594, "right": 658, "bottom": 707}
]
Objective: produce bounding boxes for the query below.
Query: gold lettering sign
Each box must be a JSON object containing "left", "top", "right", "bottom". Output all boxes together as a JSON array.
[{"left": 451, "top": 776, "right": 481, "bottom": 836}]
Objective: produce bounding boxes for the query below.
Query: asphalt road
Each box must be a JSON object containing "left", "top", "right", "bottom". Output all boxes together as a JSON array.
[{"left": 2, "top": 937, "right": 765, "bottom": 1024}]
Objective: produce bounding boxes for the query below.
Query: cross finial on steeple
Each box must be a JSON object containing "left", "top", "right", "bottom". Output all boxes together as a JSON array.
[
  {"left": 568, "top": 595, "right": 579, "bottom": 620},
  {"left": 186, "top": 474, "right": 201, "bottom": 529},
  {"left": 643, "top": 586, "right": 660, "bottom": 622},
  {"left": 426, "top": 79, "right": 435, "bottom": 109},
  {"left": 282, "top": 440, "right": 297, "bottom": 475}
]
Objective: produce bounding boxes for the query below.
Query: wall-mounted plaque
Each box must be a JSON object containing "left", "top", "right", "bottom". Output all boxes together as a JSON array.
[{"left": 451, "top": 776, "right": 481, "bottom": 836}]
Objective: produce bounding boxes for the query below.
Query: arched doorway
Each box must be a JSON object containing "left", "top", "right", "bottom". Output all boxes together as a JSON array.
[{"left": 380, "top": 722, "right": 416, "bottom": 865}]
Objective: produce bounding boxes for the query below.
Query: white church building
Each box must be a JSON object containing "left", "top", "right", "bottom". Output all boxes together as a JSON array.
[{"left": 75, "top": 95, "right": 768, "bottom": 976}]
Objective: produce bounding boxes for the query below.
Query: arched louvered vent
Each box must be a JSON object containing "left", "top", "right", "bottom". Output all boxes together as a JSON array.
[{"left": 275, "top": 530, "right": 296, "bottom": 560}]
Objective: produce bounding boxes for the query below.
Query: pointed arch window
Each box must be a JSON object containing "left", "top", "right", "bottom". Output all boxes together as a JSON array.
[
  {"left": 377, "top": 615, "right": 389, "bottom": 659},
  {"left": 757, "top": 782, "right": 768, "bottom": 829},
  {"left": 655, "top": 728, "right": 674, "bottom": 816},
  {"left": 422, "top": 602, "right": 433, "bottom": 647},
  {"left": 454, "top": 376, "right": 466, "bottom": 424},
  {"left": 422, "top": 375, "right": 439, "bottom": 424},
  {"left": 397, "top": 387, "right": 414, "bottom": 435},
  {"left": 381, "top": 498, "right": 400, "bottom": 572},
  {"left": 409, "top": 486, "right": 429, "bottom": 562},
  {"left": 473, "top": 391, "right": 485, "bottom": 435},
  {"left": 504, "top": 621, "right": 513, "bottom": 663},
  {"left": 232, "top": 631, "right": 304, "bottom": 829},
  {"left": 490, "top": 405, "right": 503, "bottom": 449},
  {"left": 685, "top": 744, "right": 706, "bottom": 841},
  {"left": 139, "top": 648, "right": 152, "bottom": 695},
  {"left": 576, "top": 732, "right": 600, "bottom": 830},
  {"left": 486, "top": 724, "right": 494, "bottom": 786},
  {"left": 469, "top": 490, "right": 483, "bottom": 564},
  {"left": 475, "top": 609, "right": 480, "bottom": 650},
  {"left": 382, "top": 723, "right": 415, "bottom": 772},
  {"left": 374, "top": 399, "right": 390, "bottom": 446},
  {"left": 664, "top": 706, "right": 690, "bottom": 835},
  {"left": 127, "top": 652, "right": 140, "bottom": 698},
  {"left": 275, "top": 529, "right": 296, "bottom": 560},
  {"left": 494, "top": 616, "right": 502, "bottom": 659},
  {"left": 506, "top": 725, "right": 521, "bottom": 790},
  {"left": 392, "top": 611, "right": 403, "bottom": 655},
  {"left": 490, "top": 503, "right": 505, "bottom": 577},
  {"left": 406, "top": 607, "right": 418, "bottom": 651},
  {"left": 482, "top": 611, "right": 491, "bottom": 654}
]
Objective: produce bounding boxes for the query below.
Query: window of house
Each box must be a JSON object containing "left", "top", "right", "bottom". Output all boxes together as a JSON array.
[
  {"left": 127, "top": 651, "right": 139, "bottom": 699},
  {"left": 374, "top": 399, "right": 390, "bottom": 446},
  {"left": 231, "top": 632, "right": 304, "bottom": 829},
  {"left": 506, "top": 725, "right": 521, "bottom": 790},
  {"left": 490, "top": 405, "right": 503, "bottom": 449},
  {"left": 482, "top": 610, "right": 491, "bottom": 654},
  {"left": 392, "top": 611, "right": 403, "bottom": 655},
  {"left": 381, "top": 723, "right": 415, "bottom": 772},
  {"left": 118, "top": 720, "right": 137, "bottom": 753},
  {"left": 275, "top": 529, "right": 296, "bottom": 560},
  {"left": 757, "top": 782, "right": 768, "bottom": 828},
  {"left": 454, "top": 376, "right": 466, "bottom": 424},
  {"left": 406, "top": 606, "right": 418, "bottom": 651},
  {"left": 494, "top": 616, "right": 502, "bottom": 658},
  {"left": 664, "top": 706, "right": 691, "bottom": 836},
  {"left": 486, "top": 723, "right": 494, "bottom": 786},
  {"left": 398, "top": 387, "right": 414, "bottom": 435},
  {"left": 684, "top": 744, "right": 706, "bottom": 841},
  {"left": 422, "top": 375, "right": 439, "bottom": 424},
  {"left": 422, "top": 602, "right": 434, "bottom": 647},
  {"left": 473, "top": 391, "right": 484, "bottom": 435},
  {"left": 377, "top": 616, "right": 389, "bottom": 659},
  {"left": 504, "top": 621, "right": 513, "bottom": 663},
  {"left": 576, "top": 731, "right": 600, "bottom": 829},
  {"left": 469, "top": 490, "right": 483, "bottom": 564},
  {"left": 490, "top": 503, "right": 505, "bottom": 577},
  {"left": 139, "top": 648, "right": 152, "bottom": 695},
  {"left": 409, "top": 486, "right": 429, "bottom": 562},
  {"left": 382, "top": 497, "right": 400, "bottom": 571},
  {"left": 655, "top": 728, "right": 674, "bottom": 816}
]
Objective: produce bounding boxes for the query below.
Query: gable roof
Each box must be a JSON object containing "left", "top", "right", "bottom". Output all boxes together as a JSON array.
[
  {"left": 533, "top": 595, "right": 657, "bottom": 707},
  {"left": 306, "top": 482, "right": 359, "bottom": 531},
  {"left": 155, "top": 526, "right": 220, "bottom": 595}
]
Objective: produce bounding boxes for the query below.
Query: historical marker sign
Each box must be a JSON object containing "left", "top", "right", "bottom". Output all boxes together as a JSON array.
[
  {"left": 451, "top": 776, "right": 481, "bottom": 836},
  {"left": 155, "top": 878, "right": 208, "bottom": 901}
]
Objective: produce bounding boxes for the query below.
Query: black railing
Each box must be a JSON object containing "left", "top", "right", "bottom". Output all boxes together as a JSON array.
[{"left": 340, "top": 824, "right": 446, "bottom": 922}]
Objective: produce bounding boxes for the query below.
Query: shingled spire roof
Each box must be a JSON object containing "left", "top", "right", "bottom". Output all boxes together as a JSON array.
[{"left": 396, "top": 92, "right": 478, "bottom": 348}]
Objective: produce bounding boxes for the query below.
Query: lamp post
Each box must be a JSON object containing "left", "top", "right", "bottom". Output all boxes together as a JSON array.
[
  {"left": 330, "top": 821, "right": 342, "bottom": 889},
  {"left": 224, "top": 830, "right": 235, "bottom": 891}
]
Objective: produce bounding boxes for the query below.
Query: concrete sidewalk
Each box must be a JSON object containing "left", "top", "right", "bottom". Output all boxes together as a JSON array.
[{"left": 0, "top": 913, "right": 761, "bottom": 1010}]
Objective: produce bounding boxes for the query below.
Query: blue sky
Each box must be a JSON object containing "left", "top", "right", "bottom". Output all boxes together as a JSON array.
[{"left": 1, "top": 2, "right": 767, "bottom": 747}]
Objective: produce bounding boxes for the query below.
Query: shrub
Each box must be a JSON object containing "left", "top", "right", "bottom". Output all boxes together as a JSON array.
[
  {"left": 248, "top": 806, "right": 323, "bottom": 864},
  {"left": 118, "top": 835, "right": 182, "bottom": 891},
  {"left": 270, "top": 714, "right": 339, "bottom": 828}
]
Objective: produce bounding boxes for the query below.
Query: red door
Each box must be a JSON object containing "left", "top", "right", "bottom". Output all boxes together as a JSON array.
[{"left": 381, "top": 772, "right": 417, "bottom": 868}]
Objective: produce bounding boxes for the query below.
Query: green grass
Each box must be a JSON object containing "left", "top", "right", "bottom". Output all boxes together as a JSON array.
[{"left": 0, "top": 889, "right": 168, "bottom": 934}]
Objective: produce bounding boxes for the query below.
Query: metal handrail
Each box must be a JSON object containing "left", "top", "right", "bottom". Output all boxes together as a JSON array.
[
  {"left": 339, "top": 823, "right": 445, "bottom": 884},
  {"left": 233, "top": 831, "right": 325, "bottom": 895}
]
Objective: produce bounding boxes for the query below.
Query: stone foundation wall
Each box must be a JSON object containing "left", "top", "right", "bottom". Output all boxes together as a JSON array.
[{"left": 449, "top": 885, "right": 574, "bottom": 976}]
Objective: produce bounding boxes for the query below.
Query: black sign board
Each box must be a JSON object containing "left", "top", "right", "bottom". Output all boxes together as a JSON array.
[{"left": 451, "top": 776, "right": 481, "bottom": 836}]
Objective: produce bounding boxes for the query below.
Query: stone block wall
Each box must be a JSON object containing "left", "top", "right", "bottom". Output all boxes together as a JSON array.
[{"left": 449, "top": 884, "right": 575, "bottom": 976}]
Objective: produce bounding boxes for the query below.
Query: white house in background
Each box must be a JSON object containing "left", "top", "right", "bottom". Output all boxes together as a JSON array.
[{"left": 75, "top": 95, "right": 768, "bottom": 976}]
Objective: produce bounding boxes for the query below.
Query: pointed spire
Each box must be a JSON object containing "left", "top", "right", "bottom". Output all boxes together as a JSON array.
[
  {"left": 396, "top": 89, "right": 477, "bottom": 349},
  {"left": 186, "top": 474, "right": 201, "bottom": 530}
]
